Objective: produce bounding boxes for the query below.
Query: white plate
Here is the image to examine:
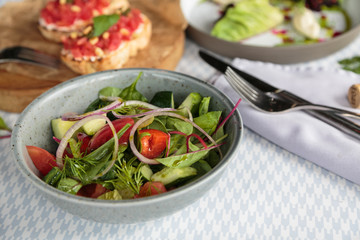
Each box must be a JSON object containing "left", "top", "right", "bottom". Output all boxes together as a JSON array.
[{"left": 181, "top": 0, "right": 360, "bottom": 63}]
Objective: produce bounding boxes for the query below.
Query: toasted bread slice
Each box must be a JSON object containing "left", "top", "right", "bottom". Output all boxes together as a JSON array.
[
  {"left": 38, "top": 0, "right": 129, "bottom": 42},
  {"left": 60, "top": 13, "right": 152, "bottom": 74}
]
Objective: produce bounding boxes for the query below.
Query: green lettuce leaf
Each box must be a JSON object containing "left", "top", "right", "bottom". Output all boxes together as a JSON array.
[{"left": 211, "top": 0, "right": 284, "bottom": 41}]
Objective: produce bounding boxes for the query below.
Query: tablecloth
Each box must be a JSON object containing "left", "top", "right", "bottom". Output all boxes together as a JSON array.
[{"left": 1, "top": 2, "right": 360, "bottom": 238}]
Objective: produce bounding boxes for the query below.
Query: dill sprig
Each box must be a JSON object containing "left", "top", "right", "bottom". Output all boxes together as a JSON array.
[
  {"left": 63, "top": 156, "right": 95, "bottom": 180},
  {"left": 109, "top": 155, "right": 144, "bottom": 195}
]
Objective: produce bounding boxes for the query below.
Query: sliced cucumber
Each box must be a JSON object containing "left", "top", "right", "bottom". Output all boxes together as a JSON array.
[
  {"left": 82, "top": 118, "right": 106, "bottom": 135},
  {"left": 150, "top": 166, "right": 197, "bottom": 186},
  {"left": 140, "top": 164, "right": 153, "bottom": 180},
  {"left": 150, "top": 91, "right": 174, "bottom": 108},
  {"left": 43, "top": 167, "right": 62, "bottom": 186},
  {"left": 51, "top": 118, "right": 76, "bottom": 139}
]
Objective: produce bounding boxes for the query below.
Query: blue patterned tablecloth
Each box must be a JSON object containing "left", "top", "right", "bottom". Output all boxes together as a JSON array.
[{"left": 1, "top": 1, "right": 360, "bottom": 238}]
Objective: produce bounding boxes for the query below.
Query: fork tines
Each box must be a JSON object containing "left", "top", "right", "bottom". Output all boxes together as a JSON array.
[
  {"left": 225, "top": 67, "right": 259, "bottom": 102},
  {"left": 0, "top": 46, "right": 60, "bottom": 68}
]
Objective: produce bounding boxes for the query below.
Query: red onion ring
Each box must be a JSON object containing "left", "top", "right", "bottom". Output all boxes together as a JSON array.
[
  {"left": 61, "top": 100, "right": 123, "bottom": 121},
  {"left": 112, "top": 107, "right": 175, "bottom": 119},
  {"left": 129, "top": 112, "right": 220, "bottom": 164},
  {"left": 56, "top": 115, "right": 119, "bottom": 178}
]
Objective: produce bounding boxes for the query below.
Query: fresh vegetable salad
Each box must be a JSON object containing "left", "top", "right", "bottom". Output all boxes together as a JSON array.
[{"left": 27, "top": 73, "right": 240, "bottom": 200}]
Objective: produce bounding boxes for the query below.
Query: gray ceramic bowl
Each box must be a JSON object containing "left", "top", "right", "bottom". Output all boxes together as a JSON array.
[{"left": 11, "top": 68, "right": 243, "bottom": 224}]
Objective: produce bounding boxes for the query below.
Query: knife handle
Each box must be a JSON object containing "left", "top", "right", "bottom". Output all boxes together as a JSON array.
[{"left": 278, "top": 91, "right": 360, "bottom": 140}]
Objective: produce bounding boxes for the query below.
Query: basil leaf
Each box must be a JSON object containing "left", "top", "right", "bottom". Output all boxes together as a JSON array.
[{"left": 92, "top": 14, "right": 120, "bottom": 37}]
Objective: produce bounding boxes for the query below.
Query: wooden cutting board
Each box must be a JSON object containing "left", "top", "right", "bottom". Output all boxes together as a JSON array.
[{"left": 0, "top": 0, "right": 187, "bottom": 113}]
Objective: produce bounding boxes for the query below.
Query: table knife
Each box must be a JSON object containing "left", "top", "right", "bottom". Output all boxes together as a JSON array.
[{"left": 199, "top": 49, "right": 360, "bottom": 141}]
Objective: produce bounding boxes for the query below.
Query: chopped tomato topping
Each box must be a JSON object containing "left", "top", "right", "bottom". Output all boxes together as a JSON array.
[
  {"left": 41, "top": 0, "right": 110, "bottom": 26},
  {"left": 62, "top": 9, "right": 143, "bottom": 59}
]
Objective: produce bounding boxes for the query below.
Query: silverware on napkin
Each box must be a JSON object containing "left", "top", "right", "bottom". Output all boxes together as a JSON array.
[
  {"left": 199, "top": 49, "right": 360, "bottom": 141},
  {"left": 224, "top": 67, "right": 360, "bottom": 119}
]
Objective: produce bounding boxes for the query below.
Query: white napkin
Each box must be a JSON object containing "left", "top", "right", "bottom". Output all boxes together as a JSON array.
[{"left": 213, "top": 58, "right": 360, "bottom": 185}]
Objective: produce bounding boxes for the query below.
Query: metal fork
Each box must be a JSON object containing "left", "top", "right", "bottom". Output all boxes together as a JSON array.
[
  {"left": 0, "top": 46, "right": 59, "bottom": 68},
  {"left": 224, "top": 67, "right": 360, "bottom": 119}
]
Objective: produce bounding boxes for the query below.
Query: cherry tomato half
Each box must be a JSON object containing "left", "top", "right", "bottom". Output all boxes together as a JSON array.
[
  {"left": 26, "top": 145, "right": 57, "bottom": 176},
  {"left": 135, "top": 181, "right": 167, "bottom": 198},
  {"left": 77, "top": 132, "right": 91, "bottom": 154},
  {"left": 138, "top": 129, "right": 168, "bottom": 159},
  {"left": 88, "top": 118, "right": 134, "bottom": 152},
  {"left": 76, "top": 183, "right": 109, "bottom": 198}
]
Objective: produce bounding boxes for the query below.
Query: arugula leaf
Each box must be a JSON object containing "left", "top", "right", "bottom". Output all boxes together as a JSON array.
[
  {"left": 119, "top": 72, "right": 148, "bottom": 102},
  {"left": 99, "top": 87, "right": 122, "bottom": 98},
  {"left": 156, "top": 148, "right": 211, "bottom": 168},
  {"left": 85, "top": 98, "right": 109, "bottom": 113},
  {"left": 207, "top": 151, "right": 221, "bottom": 168},
  {"left": 191, "top": 160, "right": 212, "bottom": 177},
  {"left": 159, "top": 133, "right": 227, "bottom": 168},
  {"left": 339, "top": 56, "right": 360, "bottom": 74},
  {"left": 57, "top": 178, "right": 82, "bottom": 195},
  {"left": 92, "top": 14, "right": 120, "bottom": 37},
  {"left": 147, "top": 118, "right": 167, "bottom": 132},
  {"left": 168, "top": 134, "right": 187, "bottom": 155},
  {"left": 193, "top": 111, "right": 222, "bottom": 135},
  {"left": 166, "top": 117, "right": 193, "bottom": 135},
  {"left": 199, "top": 97, "right": 210, "bottom": 116}
]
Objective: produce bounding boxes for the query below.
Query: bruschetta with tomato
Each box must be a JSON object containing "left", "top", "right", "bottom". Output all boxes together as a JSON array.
[
  {"left": 60, "top": 9, "right": 152, "bottom": 74},
  {"left": 38, "top": 0, "right": 130, "bottom": 42}
]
